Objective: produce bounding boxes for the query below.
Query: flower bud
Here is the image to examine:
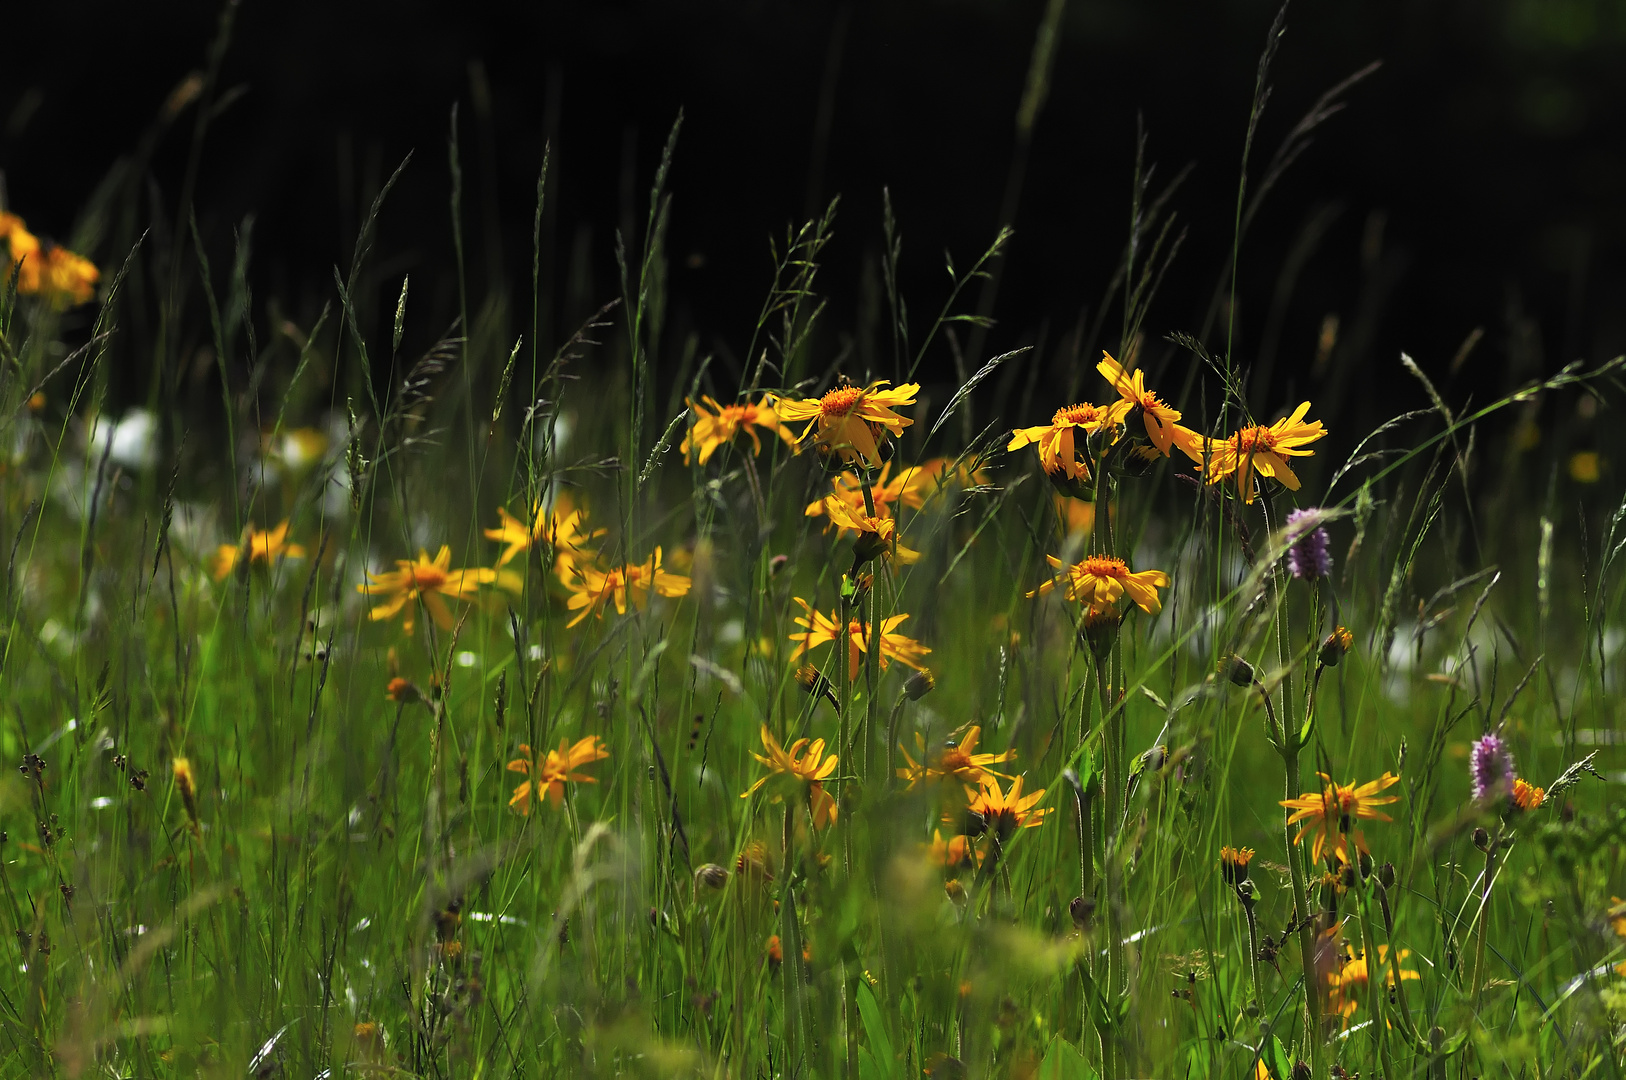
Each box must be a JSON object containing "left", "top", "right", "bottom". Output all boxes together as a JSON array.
[
  {"left": 905, "top": 668, "right": 936, "bottom": 701},
  {"left": 1069, "top": 896, "right": 1096, "bottom": 931},
  {"left": 1081, "top": 607, "right": 1120, "bottom": 657},
  {"left": 1219, "top": 655, "right": 1257, "bottom": 687},
  {"left": 694, "top": 863, "right": 728, "bottom": 891},
  {"left": 1472, "top": 826, "right": 1490, "bottom": 852},
  {"left": 1378, "top": 862, "right": 1396, "bottom": 889},
  {"left": 1319, "top": 626, "right": 1353, "bottom": 667}
]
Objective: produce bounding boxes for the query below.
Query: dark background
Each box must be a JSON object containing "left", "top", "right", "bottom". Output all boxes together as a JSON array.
[{"left": 3, "top": 0, "right": 1624, "bottom": 422}]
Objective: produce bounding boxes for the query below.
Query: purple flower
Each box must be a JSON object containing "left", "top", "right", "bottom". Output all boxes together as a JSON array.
[
  {"left": 1284, "top": 509, "right": 1332, "bottom": 580},
  {"left": 1469, "top": 733, "right": 1515, "bottom": 801}
]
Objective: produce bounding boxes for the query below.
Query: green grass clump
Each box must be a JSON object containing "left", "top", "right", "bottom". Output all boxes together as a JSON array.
[{"left": 0, "top": 12, "right": 1624, "bottom": 1080}]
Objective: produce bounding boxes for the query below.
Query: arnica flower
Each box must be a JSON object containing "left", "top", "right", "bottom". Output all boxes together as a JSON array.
[
  {"left": 1284, "top": 508, "right": 1333, "bottom": 580},
  {"left": 172, "top": 758, "right": 200, "bottom": 833},
  {"left": 557, "top": 548, "right": 691, "bottom": 628},
  {"left": 1007, "top": 400, "right": 1130, "bottom": 485},
  {"left": 820, "top": 495, "right": 920, "bottom": 566},
  {"left": 959, "top": 774, "right": 1050, "bottom": 840},
  {"left": 681, "top": 394, "right": 795, "bottom": 465},
  {"left": 1319, "top": 626, "right": 1354, "bottom": 668},
  {"left": 787, "top": 598, "right": 931, "bottom": 681},
  {"left": 1325, "top": 943, "right": 1419, "bottom": 1023},
  {"left": 211, "top": 520, "right": 306, "bottom": 581},
  {"left": 1219, "top": 845, "right": 1255, "bottom": 886},
  {"left": 1511, "top": 777, "right": 1545, "bottom": 811},
  {"left": 1096, "top": 351, "right": 1202, "bottom": 460},
  {"left": 1281, "top": 772, "right": 1400, "bottom": 864},
  {"left": 484, "top": 491, "right": 604, "bottom": 570},
  {"left": 359, "top": 546, "right": 509, "bottom": 635},
  {"left": 926, "top": 828, "right": 980, "bottom": 870},
  {"left": 771, "top": 379, "right": 920, "bottom": 469},
  {"left": 897, "top": 726, "right": 1015, "bottom": 789},
  {"left": 1469, "top": 733, "right": 1515, "bottom": 802},
  {"left": 1027, "top": 554, "right": 1169, "bottom": 616},
  {"left": 0, "top": 212, "right": 99, "bottom": 309},
  {"left": 1202, "top": 402, "right": 1328, "bottom": 503},
  {"left": 766, "top": 934, "right": 784, "bottom": 971},
  {"left": 506, "top": 734, "right": 610, "bottom": 813},
  {"left": 740, "top": 724, "right": 839, "bottom": 829}
]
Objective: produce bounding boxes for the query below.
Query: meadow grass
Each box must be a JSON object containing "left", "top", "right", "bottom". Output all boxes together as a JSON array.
[{"left": 1, "top": 10, "right": 1625, "bottom": 1080}]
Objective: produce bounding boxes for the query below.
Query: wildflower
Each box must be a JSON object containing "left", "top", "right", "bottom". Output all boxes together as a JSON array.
[
  {"left": 806, "top": 462, "right": 901, "bottom": 525},
  {"left": 1096, "top": 351, "right": 1202, "bottom": 459},
  {"left": 897, "top": 726, "right": 1014, "bottom": 789},
  {"left": 694, "top": 863, "right": 729, "bottom": 891},
  {"left": 794, "top": 663, "right": 841, "bottom": 710},
  {"left": 904, "top": 668, "right": 936, "bottom": 701},
  {"left": 0, "top": 212, "right": 99, "bottom": 308},
  {"left": 1007, "top": 401, "right": 1130, "bottom": 485},
  {"left": 960, "top": 774, "right": 1050, "bottom": 840},
  {"left": 820, "top": 494, "right": 920, "bottom": 566},
  {"left": 1028, "top": 553, "right": 1169, "bottom": 616},
  {"left": 739, "top": 724, "right": 839, "bottom": 829},
  {"left": 1319, "top": 626, "right": 1354, "bottom": 668},
  {"left": 766, "top": 935, "right": 783, "bottom": 971},
  {"left": 735, "top": 839, "right": 774, "bottom": 882},
  {"left": 359, "top": 546, "right": 508, "bottom": 634},
  {"left": 771, "top": 379, "right": 920, "bottom": 468},
  {"left": 558, "top": 548, "right": 691, "bottom": 628},
  {"left": 1202, "top": 402, "right": 1328, "bottom": 503},
  {"left": 1511, "top": 777, "right": 1545, "bottom": 812},
  {"left": 384, "top": 676, "right": 419, "bottom": 704},
  {"left": 1469, "top": 733, "right": 1515, "bottom": 802},
  {"left": 1053, "top": 496, "right": 1095, "bottom": 538},
  {"left": 484, "top": 492, "right": 604, "bottom": 570},
  {"left": 1284, "top": 509, "right": 1333, "bottom": 580},
  {"left": 889, "top": 456, "right": 987, "bottom": 506},
  {"left": 505, "top": 734, "right": 611, "bottom": 813},
  {"left": 1325, "top": 943, "right": 1419, "bottom": 1022},
  {"left": 926, "top": 829, "right": 979, "bottom": 870},
  {"left": 681, "top": 394, "right": 795, "bottom": 464},
  {"left": 1281, "top": 773, "right": 1401, "bottom": 864},
  {"left": 211, "top": 520, "right": 307, "bottom": 581},
  {"left": 787, "top": 598, "right": 931, "bottom": 681},
  {"left": 1220, "top": 845, "right": 1255, "bottom": 886},
  {"left": 172, "top": 758, "right": 200, "bottom": 833}
]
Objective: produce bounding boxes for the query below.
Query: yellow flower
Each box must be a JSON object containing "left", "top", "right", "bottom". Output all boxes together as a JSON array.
[
  {"left": 772, "top": 379, "right": 920, "bottom": 468},
  {"left": 897, "top": 726, "right": 1015, "bottom": 789},
  {"left": 740, "top": 724, "right": 839, "bottom": 829},
  {"left": 506, "top": 734, "right": 610, "bottom": 813},
  {"left": 1202, "top": 402, "right": 1328, "bottom": 503},
  {"left": 1511, "top": 777, "right": 1545, "bottom": 811},
  {"left": 558, "top": 547, "right": 691, "bottom": 628},
  {"left": 1219, "top": 845, "right": 1254, "bottom": 886},
  {"left": 959, "top": 774, "right": 1050, "bottom": 839},
  {"left": 358, "top": 546, "right": 508, "bottom": 634},
  {"left": 1280, "top": 772, "right": 1400, "bottom": 865},
  {"left": 1007, "top": 401, "right": 1130, "bottom": 484},
  {"left": 1053, "top": 496, "right": 1096, "bottom": 538},
  {"left": 211, "top": 520, "right": 307, "bottom": 581},
  {"left": 925, "top": 828, "right": 980, "bottom": 870},
  {"left": 1027, "top": 553, "right": 1168, "bottom": 615},
  {"left": 1096, "top": 351, "right": 1202, "bottom": 459},
  {"left": 0, "top": 212, "right": 99, "bottom": 309},
  {"left": 1326, "top": 942, "right": 1419, "bottom": 1023},
  {"left": 681, "top": 395, "right": 795, "bottom": 464},
  {"left": 787, "top": 598, "right": 931, "bottom": 681},
  {"left": 484, "top": 491, "right": 604, "bottom": 570},
  {"left": 820, "top": 494, "right": 920, "bottom": 565}
]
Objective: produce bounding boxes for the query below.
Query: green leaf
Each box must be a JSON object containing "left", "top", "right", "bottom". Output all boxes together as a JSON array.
[
  {"left": 1266, "top": 1034, "right": 1293, "bottom": 1080},
  {"left": 856, "top": 982, "right": 896, "bottom": 1079},
  {"left": 1037, "top": 1035, "right": 1098, "bottom": 1080}
]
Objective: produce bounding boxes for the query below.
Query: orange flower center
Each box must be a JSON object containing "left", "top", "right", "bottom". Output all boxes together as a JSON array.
[
  {"left": 1234, "top": 425, "right": 1278, "bottom": 454},
  {"left": 1078, "top": 555, "right": 1129, "bottom": 578},
  {"left": 412, "top": 565, "right": 448, "bottom": 590},
  {"left": 1054, "top": 404, "right": 1110, "bottom": 426},
  {"left": 819, "top": 386, "right": 864, "bottom": 418}
]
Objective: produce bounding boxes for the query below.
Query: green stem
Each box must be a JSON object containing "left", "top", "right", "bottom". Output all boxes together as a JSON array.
[
  {"left": 1281, "top": 740, "right": 1325, "bottom": 1072},
  {"left": 1470, "top": 840, "right": 1498, "bottom": 1012}
]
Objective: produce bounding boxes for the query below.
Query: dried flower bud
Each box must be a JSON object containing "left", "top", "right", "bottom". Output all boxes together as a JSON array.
[
  {"left": 905, "top": 668, "right": 936, "bottom": 701},
  {"left": 694, "top": 863, "right": 728, "bottom": 891},
  {"left": 1472, "top": 826, "right": 1490, "bottom": 852},
  {"left": 1219, "top": 655, "right": 1257, "bottom": 687}
]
